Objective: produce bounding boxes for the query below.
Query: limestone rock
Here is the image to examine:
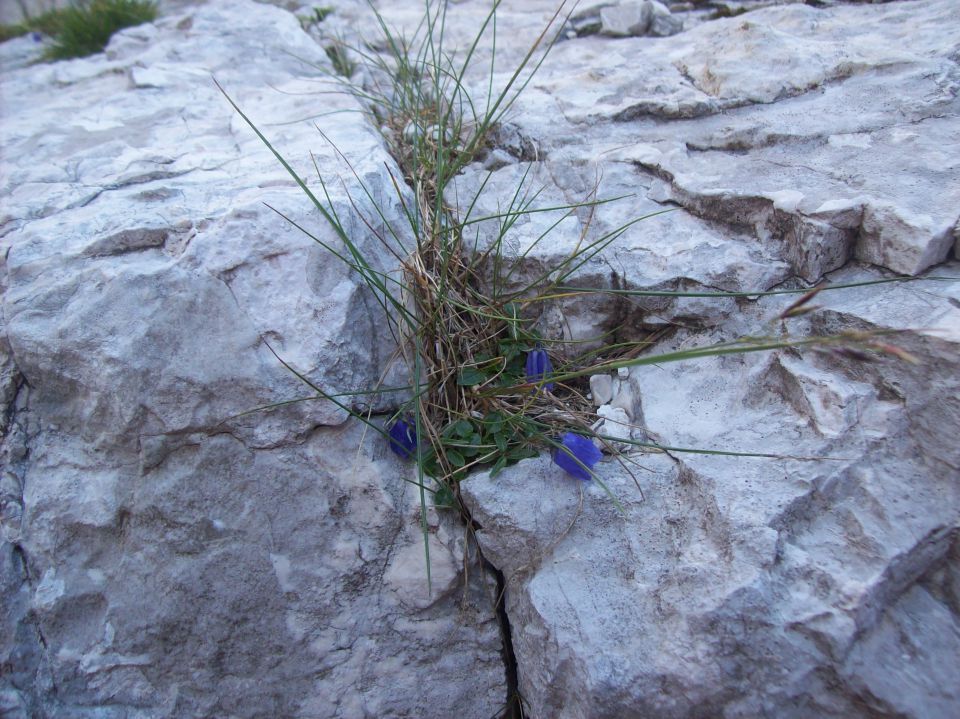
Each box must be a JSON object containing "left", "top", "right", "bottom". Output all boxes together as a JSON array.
[
  {"left": 436, "top": 0, "right": 960, "bottom": 717},
  {"left": 0, "top": 1, "right": 504, "bottom": 716},
  {"left": 594, "top": 404, "right": 633, "bottom": 449},
  {"left": 589, "top": 374, "right": 614, "bottom": 406},
  {"left": 648, "top": 0, "right": 683, "bottom": 37},
  {"left": 600, "top": 1, "right": 652, "bottom": 38},
  {"left": 566, "top": 0, "right": 682, "bottom": 39},
  {"left": 506, "top": 0, "right": 960, "bottom": 278},
  {"left": 4, "top": 0, "right": 959, "bottom": 716},
  {"left": 463, "top": 264, "right": 960, "bottom": 719},
  {"left": 0, "top": 0, "right": 69, "bottom": 25}
]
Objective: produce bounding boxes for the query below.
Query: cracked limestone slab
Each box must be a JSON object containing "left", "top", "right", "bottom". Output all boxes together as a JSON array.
[
  {"left": 433, "top": 0, "right": 957, "bottom": 349},
  {"left": 462, "top": 263, "right": 960, "bottom": 719},
  {"left": 448, "top": 158, "right": 792, "bottom": 341},
  {"left": 347, "top": 1, "right": 959, "bottom": 716},
  {"left": 503, "top": 0, "right": 960, "bottom": 278},
  {"left": 0, "top": 1, "right": 503, "bottom": 717}
]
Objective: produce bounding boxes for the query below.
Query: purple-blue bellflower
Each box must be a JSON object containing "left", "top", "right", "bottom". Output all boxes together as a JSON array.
[
  {"left": 525, "top": 347, "right": 554, "bottom": 391},
  {"left": 552, "top": 432, "right": 601, "bottom": 481},
  {"left": 388, "top": 419, "right": 417, "bottom": 460}
]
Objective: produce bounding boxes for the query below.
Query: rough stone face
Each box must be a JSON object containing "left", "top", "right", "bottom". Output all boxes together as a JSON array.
[
  {"left": 0, "top": 1, "right": 503, "bottom": 717},
  {"left": 504, "top": 0, "right": 960, "bottom": 278},
  {"left": 647, "top": 1, "right": 683, "bottom": 37},
  {"left": 599, "top": 2, "right": 652, "bottom": 38},
  {"left": 4, "top": 0, "right": 960, "bottom": 717},
  {"left": 423, "top": 0, "right": 960, "bottom": 717},
  {"left": 564, "top": 0, "right": 683, "bottom": 39},
  {"left": 463, "top": 264, "right": 960, "bottom": 719}
]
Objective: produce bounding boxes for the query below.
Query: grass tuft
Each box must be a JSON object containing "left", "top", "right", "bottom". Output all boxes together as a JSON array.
[
  {"left": 18, "top": 0, "right": 159, "bottom": 61},
  {"left": 219, "top": 0, "right": 929, "bottom": 597},
  {"left": 324, "top": 42, "right": 355, "bottom": 78}
]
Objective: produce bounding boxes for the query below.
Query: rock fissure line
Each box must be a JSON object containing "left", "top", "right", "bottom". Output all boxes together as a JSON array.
[
  {"left": 846, "top": 524, "right": 959, "bottom": 645},
  {"left": 475, "top": 534, "right": 523, "bottom": 719}
]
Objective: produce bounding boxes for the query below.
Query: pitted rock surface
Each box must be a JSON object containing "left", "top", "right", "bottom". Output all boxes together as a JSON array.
[
  {"left": 0, "top": 2, "right": 503, "bottom": 717},
  {"left": 2, "top": 0, "right": 959, "bottom": 718}
]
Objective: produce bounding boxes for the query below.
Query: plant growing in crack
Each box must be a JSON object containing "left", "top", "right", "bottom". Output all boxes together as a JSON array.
[
  {"left": 2, "top": 0, "right": 159, "bottom": 61},
  {"left": 217, "top": 0, "right": 924, "bottom": 592}
]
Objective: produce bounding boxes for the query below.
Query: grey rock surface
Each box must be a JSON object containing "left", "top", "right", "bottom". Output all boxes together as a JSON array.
[
  {"left": 3, "top": 0, "right": 960, "bottom": 717},
  {"left": 599, "top": 1, "right": 652, "bottom": 38},
  {"left": 0, "top": 0, "right": 70, "bottom": 25},
  {"left": 0, "top": 1, "right": 504, "bottom": 717},
  {"left": 463, "top": 265, "right": 960, "bottom": 719},
  {"left": 501, "top": 0, "right": 960, "bottom": 278},
  {"left": 648, "top": 1, "right": 683, "bottom": 37},
  {"left": 565, "top": 0, "right": 683, "bottom": 39},
  {"left": 421, "top": 0, "right": 960, "bottom": 717}
]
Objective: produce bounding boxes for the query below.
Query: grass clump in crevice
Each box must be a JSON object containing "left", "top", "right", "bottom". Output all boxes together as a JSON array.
[
  {"left": 219, "top": 0, "right": 928, "bottom": 585},
  {"left": 12, "top": 0, "right": 159, "bottom": 61}
]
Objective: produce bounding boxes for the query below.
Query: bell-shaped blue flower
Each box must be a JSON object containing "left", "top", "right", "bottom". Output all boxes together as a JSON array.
[
  {"left": 388, "top": 418, "right": 417, "bottom": 460},
  {"left": 525, "top": 347, "right": 554, "bottom": 391},
  {"left": 552, "top": 432, "right": 601, "bottom": 481}
]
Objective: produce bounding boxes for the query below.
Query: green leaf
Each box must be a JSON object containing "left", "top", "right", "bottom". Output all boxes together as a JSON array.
[
  {"left": 461, "top": 434, "right": 482, "bottom": 458},
  {"left": 498, "top": 340, "right": 523, "bottom": 364},
  {"left": 457, "top": 367, "right": 485, "bottom": 386},
  {"left": 507, "top": 446, "right": 538, "bottom": 462},
  {"left": 434, "top": 483, "right": 456, "bottom": 509},
  {"left": 484, "top": 411, "right": 504, "bottom": 435},
  {"left": 446, "top": 449, "right": 466, "bottom": 467}
]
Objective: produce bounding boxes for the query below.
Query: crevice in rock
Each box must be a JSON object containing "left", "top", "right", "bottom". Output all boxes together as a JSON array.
[
  {"left": 453, "top": 477, "right": 524, "bottom": 717},
  {"left": 0, "top": 362, "right": 49, "bottom": 713},
  {"left": 848, "top": 524, "right": 960, "bottom": 647},
  {"left": 686, "top": 109, "right": 957, "bottom": 155},
  {"left": 81, "top": 227, "right": 170, "bottom": 258},
  {"left": 626, "top": 158, "right": 861, "bottom": 281},
  {"left": 10, "top": 541, "right": 52, "bottom": 705},
  {"left": 1, "top": 368, "right": 25, "bottom": 437},
  {"left": 68, "top": 159, "right": 236, "bottom": 214},
  {"left": 477, "top": 545, "right": 523, "bottom": 719}
]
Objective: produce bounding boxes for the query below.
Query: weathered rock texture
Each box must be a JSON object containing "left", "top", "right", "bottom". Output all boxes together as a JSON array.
[
  {"left": 463, "top": 265, "right": 960, "bottom": 718},
  {"left": 1, "top": 2, "right": 503, "bottom": 717},
  {"left": 392, "top": 0, "right": 958, "bottom": 717},
  {"left": 3, "top": 0, "right": 959, "bottom": 718}
]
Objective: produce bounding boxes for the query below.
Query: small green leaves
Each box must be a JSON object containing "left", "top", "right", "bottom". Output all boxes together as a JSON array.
[
  {"left": 457, "top": 367, "right": 486, "bottom": 386},
  {"left": 433, "top": 482, "right": 457, "bottom": 510},
  {"left": 451, "top": 419, "right": 473, "bottom": 437}
]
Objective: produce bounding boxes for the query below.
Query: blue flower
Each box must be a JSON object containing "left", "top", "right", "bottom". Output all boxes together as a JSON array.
[
  {"left": 525, "top": 347, "right": 554, "bottom": 391},
  {"left": 552, "top": 432, "right": 601, "bottom": 481},
  {"left": 388, "top": 418, "right": 417, "bottom": 460}
]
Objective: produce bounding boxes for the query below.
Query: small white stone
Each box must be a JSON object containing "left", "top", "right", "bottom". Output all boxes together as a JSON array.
[
  {"left": 611, "top": 382, "right": 636, "bottom": 420},
  {"left": 597, "top": 405, "right": 633, "bottom": 450},
  {"left": 402, "top": 122, "right": 421, "bottom": 143},
  {"left": 427, "top": 124, "right": 455, "bottom": 145},
  {"left": 34, "top": 569, "right": 65, "bottom": 609},
  {"left": 647, "top": 0, "right": 683, "bottom": 37},
  {"left": 589, "top": 374, "right": 614, "bottom": 406},
  {"left": 600, "top": 1, "right": 651, "bottom": 37}
]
